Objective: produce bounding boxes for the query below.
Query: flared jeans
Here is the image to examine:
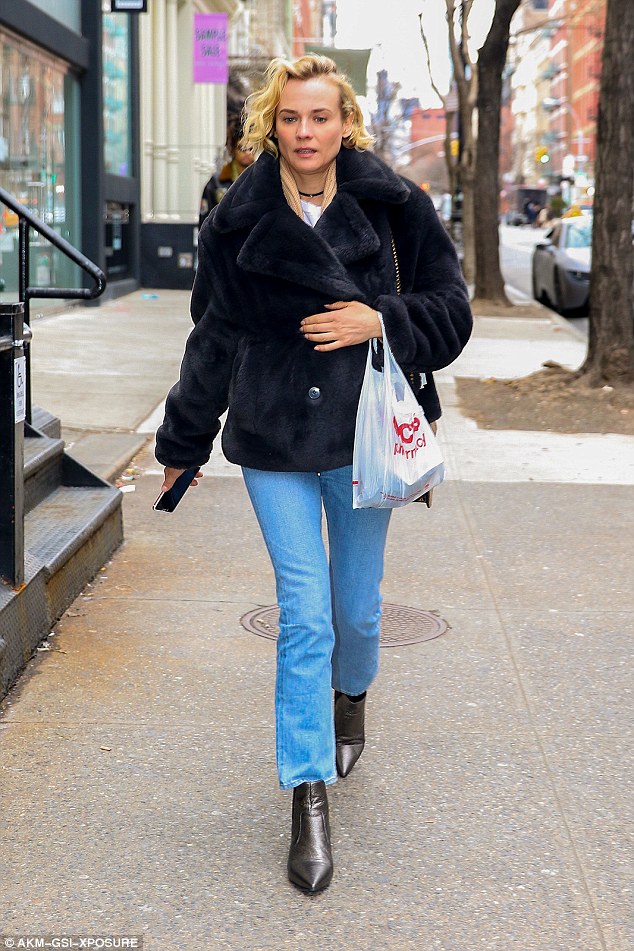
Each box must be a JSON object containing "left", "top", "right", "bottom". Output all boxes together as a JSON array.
[{"left": 242, "top": 465, "right": 391, "bottom": 789}]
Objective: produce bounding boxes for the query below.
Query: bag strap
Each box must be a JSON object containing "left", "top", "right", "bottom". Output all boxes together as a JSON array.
[
  {"left": 389, "top": 229, "right": 401, "bottom": 295},
  {"left": 390, "top": 227, "right": 423, "bottom": 391}
]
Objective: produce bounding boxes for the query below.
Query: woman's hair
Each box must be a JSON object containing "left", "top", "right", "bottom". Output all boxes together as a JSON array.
[{"left": 241, "top": 54, "right": 374, "bottom": 157}]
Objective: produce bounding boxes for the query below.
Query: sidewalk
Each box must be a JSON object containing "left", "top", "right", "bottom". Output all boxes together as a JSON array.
[{"left": 1, "top": 291, "right": 632, "bottom": 950}]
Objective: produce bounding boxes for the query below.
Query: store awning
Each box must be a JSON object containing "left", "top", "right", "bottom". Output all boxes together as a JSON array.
[{"left": 304, "top": 46, "right": 371, "bottom": 96}]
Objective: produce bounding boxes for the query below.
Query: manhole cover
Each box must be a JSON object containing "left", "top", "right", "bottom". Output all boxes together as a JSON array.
[{"left": 240, "top": 603, "right": 448, "bottom": 647}]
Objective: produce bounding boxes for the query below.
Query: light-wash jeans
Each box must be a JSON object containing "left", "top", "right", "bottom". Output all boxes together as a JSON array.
[{"left": 242, "top": 465, "right": 391, "bottom": 790}]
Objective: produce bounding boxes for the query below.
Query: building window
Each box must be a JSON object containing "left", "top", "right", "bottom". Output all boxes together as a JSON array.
[
  {"left": 0, "top": 27, "right": 81, "bottom": 298},
  {"left": 103, "top": 12, "right": 132, "bottom": 177}
]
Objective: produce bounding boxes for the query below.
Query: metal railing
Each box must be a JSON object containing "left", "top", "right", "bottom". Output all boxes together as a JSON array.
[
  {"left": 0, "top": 185, "right": 106, "bottom": 423},
  {"left": 0, "top": 302, "right": 29, "bottom": 587},
  {"left": 0, "top": 188, "right": 106, "bottom": 588}
]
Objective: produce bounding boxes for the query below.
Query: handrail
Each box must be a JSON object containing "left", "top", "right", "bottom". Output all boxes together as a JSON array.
[
  {"left": 0, "top": 324, "right": 31, "bottom": 354},
  {"left": 0, "top": 184, "right": 106, "bottom": 423},
  {"left": 0, "top": 185, "right": 106, "bottom": 313},
  {"left": 0, "top": 187, "right": 107, "bottom": 589}
]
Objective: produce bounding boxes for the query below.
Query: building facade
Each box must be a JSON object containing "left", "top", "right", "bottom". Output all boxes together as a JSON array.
[
  {"left": 402, "top": 107, "right": 450, "bottom": 195},
  {"left": 509, "top": 2, "right": 552, "bottom": 186},
  {"left": 0, "top": 1, "right": 142, "bottom": 304},
  {"left": 567, "top": 0, "right": 605, "bottom": 179},
  {"left": 139, "top": 0, "right": 293, "bottom": 289},
  {"left": 506, "top": 0, "right": 605, "bottom": 205}
]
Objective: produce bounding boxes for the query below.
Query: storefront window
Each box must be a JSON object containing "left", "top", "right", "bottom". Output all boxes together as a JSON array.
[
  {"left": 0, "top": 27, "right": 81, "bottom": 301},
  {"left": 103, "top": 12, "right": 132, "bottom": 177}
]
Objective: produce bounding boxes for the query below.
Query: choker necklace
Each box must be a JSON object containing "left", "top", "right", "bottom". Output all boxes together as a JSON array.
[{"left": 298, "top": 189, "right": 324, "bottom": 198}]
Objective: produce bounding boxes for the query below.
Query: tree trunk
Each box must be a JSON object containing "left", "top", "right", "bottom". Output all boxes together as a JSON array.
[
  {"left": 443, "top": 0, "right": 478, "bottom": 282},
  {"left": 461, "top": 166, "right": 476, "bottom": 284},
  {"left": 444, "top": 116, "right": 460, "bottom": 241},
  {"left": 473, "top": 0, "right": 521, "bottom": 304},
  {"left": 581, "top": 0, "right": 634, "bottom": 385},
  {"left": 457, "top": 75, "right": 477, "bottom": 284}
]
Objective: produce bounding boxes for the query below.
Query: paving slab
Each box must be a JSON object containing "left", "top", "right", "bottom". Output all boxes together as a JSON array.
[
  {"left": 467, "top": 533, "right": 633, "bottom": 613},
  {"left": 0, "top": 597, "right": 272, "bottom": 727},
  {"left": 540, "top": 735, "right": 634, "bottom": 951},
  {"left": 498, "top": 611, "right": 634, "bottom": 735},
  {"left": 450, "top": 316, "right": 585, "bottom": 379},
  {"left": 63, "top": 429, "right": 151, "bottom": 481},
  {"left": 455, "top": 481, "right": 634, "bottom": 537},
  {"left": 82, "top": 473, "right": 280, "bottom": 606},
  {"left": 31, "top": 289, "right": 191, "bottom": 438}
]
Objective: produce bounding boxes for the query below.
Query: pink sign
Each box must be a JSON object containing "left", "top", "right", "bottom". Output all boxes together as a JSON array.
[{"left": 193, "top": 13, "right": 228, "bottom": 84}]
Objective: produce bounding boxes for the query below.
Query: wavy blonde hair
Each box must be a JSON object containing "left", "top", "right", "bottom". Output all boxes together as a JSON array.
[{"left": 241, "top": 54, "right": 374, "bottom": 157}]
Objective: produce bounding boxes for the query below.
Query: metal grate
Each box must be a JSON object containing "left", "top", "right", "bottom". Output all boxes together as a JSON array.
[{"left": 240, "top": 603, "right": 448, "bottom": 647}]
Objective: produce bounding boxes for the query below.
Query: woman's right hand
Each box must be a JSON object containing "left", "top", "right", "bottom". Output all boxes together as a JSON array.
[{"left": 161, "top": 467, "right": 203, "bottom": 492}]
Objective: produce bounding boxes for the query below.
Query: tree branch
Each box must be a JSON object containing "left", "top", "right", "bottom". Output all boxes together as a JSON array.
[
  {"left": 418, "top": 13, "right": 448, "bottom": 106},
  {"left": 461, "top": 0, "right": 476, "bottom": 73},
  {"left": 446, "top": 0, "right": 466, "bottom": 87}
]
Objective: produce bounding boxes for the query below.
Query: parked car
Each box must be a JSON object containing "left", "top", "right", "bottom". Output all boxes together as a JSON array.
[{"left": 532, "top": 218, "right": 592, "bottom": 315}]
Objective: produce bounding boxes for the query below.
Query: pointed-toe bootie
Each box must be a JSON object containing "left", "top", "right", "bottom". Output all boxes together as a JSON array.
[
  {"left": 334, "top": 690, "right": 366, "bottom": 778},
  {"left": 287, "top": 781, "right": 333, "bottom": 893}
]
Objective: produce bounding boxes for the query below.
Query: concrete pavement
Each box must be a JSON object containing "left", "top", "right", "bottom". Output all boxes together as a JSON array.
[{"left": 0, "top": 290, "right": 632, "bottom": 950}]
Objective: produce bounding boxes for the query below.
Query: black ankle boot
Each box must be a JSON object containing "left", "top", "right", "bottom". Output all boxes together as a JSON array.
[
  {"left": 334, "top": 691, "right": 366, "bottom": 778},
  {"left": 287, "top": 781, "right": 333, "bottom": 893}
]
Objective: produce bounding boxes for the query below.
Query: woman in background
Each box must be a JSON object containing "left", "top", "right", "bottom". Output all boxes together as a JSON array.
[{"left": 198, "top": 122, "right": 254, "bottom": 229}]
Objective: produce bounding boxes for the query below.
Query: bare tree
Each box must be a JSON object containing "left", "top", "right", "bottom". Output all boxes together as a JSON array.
[
  {"left": 446, "top": 0, "right": 477, "bottom": 283},
  {"left": 473, "top": 0, "right": 522, "bottom": 304},
  {"left": 418, "top": 16, "right": 459, "bottom": 237},
  {"left": 420, "top": 0, "right": 522, "bottom": 290},
  {"left": 419, "top": 1, "right": 477, "bottom": 279},
  {"left": 580, "top": 0, "right": 634, "bottom": 385}
]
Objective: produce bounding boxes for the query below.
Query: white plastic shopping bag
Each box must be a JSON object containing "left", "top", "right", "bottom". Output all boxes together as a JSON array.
[{"left": 352, "top": 325, "right": 445, "bottom": 509}]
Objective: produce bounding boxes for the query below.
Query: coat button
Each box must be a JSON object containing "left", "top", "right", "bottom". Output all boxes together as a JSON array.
[{"left": 308, "top": 386, "right": 321, "bottom": 400}]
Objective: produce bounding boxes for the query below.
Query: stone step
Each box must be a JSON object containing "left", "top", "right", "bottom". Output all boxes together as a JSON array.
[
  {"left": 30, "top": 405, "right": 61, "bottom": 439},
  {"left": 23, "top": 433, "right": 65, "bottom": 514}
]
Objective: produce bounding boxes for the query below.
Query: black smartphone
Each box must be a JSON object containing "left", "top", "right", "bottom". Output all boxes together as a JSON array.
[{"left": 152, "top": 466, "right": 200, "bottom": 513}]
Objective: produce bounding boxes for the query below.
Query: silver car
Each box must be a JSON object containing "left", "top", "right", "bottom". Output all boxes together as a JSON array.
[{"left": 532, "top": 218, "right": 592, "bottom": 315}]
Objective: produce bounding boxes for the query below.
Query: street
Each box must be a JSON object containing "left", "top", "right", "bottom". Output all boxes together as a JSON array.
[{"left": 499, "top": 222, "right": 548, "bottom": 300}]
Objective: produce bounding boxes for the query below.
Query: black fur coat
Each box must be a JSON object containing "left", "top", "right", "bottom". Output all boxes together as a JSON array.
[{"left": 155, "top": 147, "right": 472, "bottom": 472}]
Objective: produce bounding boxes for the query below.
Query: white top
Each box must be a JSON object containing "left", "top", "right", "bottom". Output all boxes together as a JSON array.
[{"left": 300, "top": 199, "right": 324, "bottom": 228}]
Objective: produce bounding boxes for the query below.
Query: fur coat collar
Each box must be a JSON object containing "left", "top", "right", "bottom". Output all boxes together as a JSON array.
[{"left": 212, "top": 148, "right": 410, "bottom": 300}]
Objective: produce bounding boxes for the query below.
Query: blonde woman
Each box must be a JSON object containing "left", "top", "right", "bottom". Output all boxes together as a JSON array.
[{"left": 156, "top": 55, "right": 471, "bottom": 893}]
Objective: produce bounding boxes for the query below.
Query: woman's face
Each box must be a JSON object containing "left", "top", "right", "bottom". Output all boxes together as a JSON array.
[
  {"left": 275, "top": 77, "right": 353, "bottom": 181},
  {"left": 233, "top": 146, "right": 254, "bottom": 169}
]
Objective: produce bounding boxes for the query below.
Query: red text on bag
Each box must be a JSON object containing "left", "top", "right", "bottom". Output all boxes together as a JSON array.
[{"left": 392, "top": 414, "right": 428, "bottom": 458}]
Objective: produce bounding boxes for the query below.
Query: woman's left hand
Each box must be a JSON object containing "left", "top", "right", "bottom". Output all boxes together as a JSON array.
[{"left": 300, "top": 301, "right": 382, "bottom": 351}]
